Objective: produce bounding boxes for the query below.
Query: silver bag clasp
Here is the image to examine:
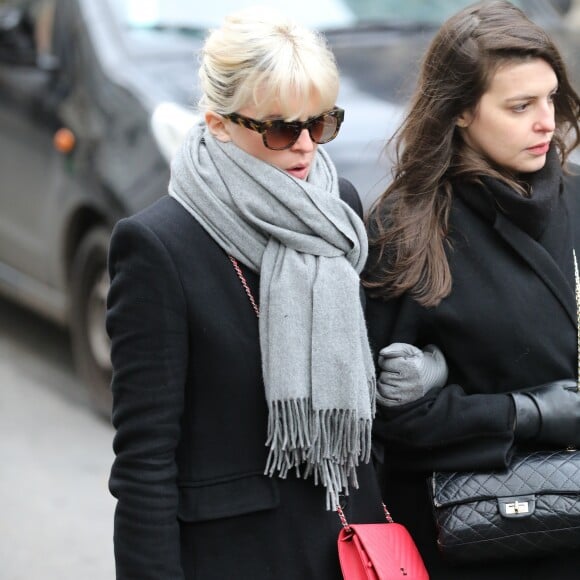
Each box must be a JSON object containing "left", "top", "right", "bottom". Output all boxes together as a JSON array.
[{"left": 498, "top": 495, "right": 536, "bottom": 519}]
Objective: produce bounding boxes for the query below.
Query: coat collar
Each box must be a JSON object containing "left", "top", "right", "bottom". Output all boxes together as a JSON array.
[{"left": 453, "top": 154, "right": 577, "bottom": 328}]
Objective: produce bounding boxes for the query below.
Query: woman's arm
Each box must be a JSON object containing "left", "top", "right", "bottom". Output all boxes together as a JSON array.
[
  {"left": 374, "top": 384, "right": 515, "bottom": 472},
  {"left": 107, "top": 218, "right": 188, "bottom": 580},
  {"left": 366, "top": 294, "right": 516, "bottom": 473},
  {"left": 376, "top": 342, "right": 448, "bottom": 406}
]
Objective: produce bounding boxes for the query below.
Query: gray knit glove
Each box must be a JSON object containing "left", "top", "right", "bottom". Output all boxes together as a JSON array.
[{"left": 377, "top": 343, "right": 448, "bottom": 407}]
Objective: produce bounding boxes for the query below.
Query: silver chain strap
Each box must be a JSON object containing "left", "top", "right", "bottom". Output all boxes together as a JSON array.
[{"left": 575, "top": 249, "right": 579, "bottom": 390}]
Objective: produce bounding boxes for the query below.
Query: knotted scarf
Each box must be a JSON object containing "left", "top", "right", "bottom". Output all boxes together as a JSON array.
[{"left": 168, "top": 121, "right": 376, "bottom": 509}]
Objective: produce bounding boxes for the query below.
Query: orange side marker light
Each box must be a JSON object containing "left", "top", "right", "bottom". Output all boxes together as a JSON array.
[{"left": 53, "top": 127, "right": 76, "bottom": 153}]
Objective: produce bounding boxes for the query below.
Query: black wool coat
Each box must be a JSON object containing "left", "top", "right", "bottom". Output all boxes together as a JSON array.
[
  {"left": 107, "top": 179, "right": 385, "bottom": 580},
  {"left": 366, "top": 168, "right": 580, "bottom": 580}
]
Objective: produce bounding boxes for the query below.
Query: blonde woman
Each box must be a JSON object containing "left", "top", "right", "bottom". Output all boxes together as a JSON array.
[{"left": 107, "top": 6, "right": 386, "bottom": 579}]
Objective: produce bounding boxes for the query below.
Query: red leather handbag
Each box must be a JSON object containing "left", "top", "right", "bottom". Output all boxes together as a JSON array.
[{"left": 337, "top": 503, "right": 429, "bottom": 580}]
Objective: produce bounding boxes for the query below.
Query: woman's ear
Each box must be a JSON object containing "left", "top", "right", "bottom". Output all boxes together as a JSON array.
[
  {"left": 456, "top": 112, "right": 472, "bottom": 128},
  {"left": 205, "top": 111, "right": 232, "bottom": 142}
]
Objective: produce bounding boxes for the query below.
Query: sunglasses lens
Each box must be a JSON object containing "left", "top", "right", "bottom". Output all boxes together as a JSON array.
[
  {"left": 260, "top": 109, "right": 343, "bottom": 150},
  {"left": 310, "top": 113, "right": 339, "bottom": 144},
  {"left": 263, "top": 124, "right": 301, "bottom": 150}
]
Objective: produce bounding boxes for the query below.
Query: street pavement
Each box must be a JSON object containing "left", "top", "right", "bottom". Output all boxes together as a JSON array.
[{"left": 0, "top": 299, "right": 116, "bottom": 580}]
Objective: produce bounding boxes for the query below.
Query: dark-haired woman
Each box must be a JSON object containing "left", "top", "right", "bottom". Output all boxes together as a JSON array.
[{"left": 365, "top": 1, "right": 580, "bottom": 578}]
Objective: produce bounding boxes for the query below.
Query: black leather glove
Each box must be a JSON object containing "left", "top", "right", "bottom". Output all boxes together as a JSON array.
[{"left": 511, "top": 380, "right": 580, "bottom": 447}]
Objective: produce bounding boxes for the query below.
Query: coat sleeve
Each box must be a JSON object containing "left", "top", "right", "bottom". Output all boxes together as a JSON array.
[
  {"left": 365, "top": 294, "right": 516, "bottom": 473},
  {"left": 106, "top": 217, "right": 188, "bottom": 580}
]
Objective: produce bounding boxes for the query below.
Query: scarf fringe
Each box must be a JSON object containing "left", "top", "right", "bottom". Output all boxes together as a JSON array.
[{"left": 264, "top": 392, "right": 374, "bottom": 510}]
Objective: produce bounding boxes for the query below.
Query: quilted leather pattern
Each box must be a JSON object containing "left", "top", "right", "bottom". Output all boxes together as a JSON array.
[
  {"left": 430, "top": 450, "right": 580, "bottom": 563},
  {"left": 338, "top": 523, "right": 429, "bottom": 579}
]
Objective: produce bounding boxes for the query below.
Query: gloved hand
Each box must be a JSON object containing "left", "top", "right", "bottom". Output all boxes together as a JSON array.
[
  {"left": 511, "top": 380, "right": 580, "bottom": 447},
  {"left": 377, "top": 342, "right": 448, "bottom": 407}
]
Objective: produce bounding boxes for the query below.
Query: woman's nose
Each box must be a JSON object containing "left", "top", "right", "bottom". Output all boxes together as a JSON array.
[
  {"left": 291, "top": 128, "right": 316, "bottom": 151},
  {"left": 534, "top": 102, "right": 556, "bottom": 133}
]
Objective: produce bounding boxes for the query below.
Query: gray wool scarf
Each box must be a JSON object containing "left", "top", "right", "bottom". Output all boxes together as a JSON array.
[{"left": 168, "top": 121, "right": 376, "bottom": 509}]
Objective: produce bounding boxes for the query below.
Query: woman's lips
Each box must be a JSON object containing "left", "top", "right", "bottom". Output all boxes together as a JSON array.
[
  {"left": 526, "top": 142, "right": 550, "bottom": 155},
  {"left": 287, "top": 165, "right": 309, "bottom": 179}
]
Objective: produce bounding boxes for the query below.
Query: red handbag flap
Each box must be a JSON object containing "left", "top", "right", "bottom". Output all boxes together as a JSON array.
[{"left": 338, "top": 523, "right": 429, "bottom": 580}]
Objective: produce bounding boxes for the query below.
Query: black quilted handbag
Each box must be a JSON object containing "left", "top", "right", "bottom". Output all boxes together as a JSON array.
[
  {"left": 429, "top": 449, "right": 580, "bottom": 563},
  {"left": 429, "top": 252, "right": 580, "bottom": 563}
]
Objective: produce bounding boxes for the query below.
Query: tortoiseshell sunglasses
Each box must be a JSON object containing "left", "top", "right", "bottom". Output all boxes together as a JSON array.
[{"left": 222, "top": 107, "right": 345, "bottom": 150}]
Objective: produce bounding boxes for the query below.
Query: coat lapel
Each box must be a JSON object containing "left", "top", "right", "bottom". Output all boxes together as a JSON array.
[{"left": 494, "top": 211, "right": 577, "bottom": 327}]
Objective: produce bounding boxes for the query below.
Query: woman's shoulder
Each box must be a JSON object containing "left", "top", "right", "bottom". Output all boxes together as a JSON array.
[
  {"left": 114, "top": 195, "right": 205, "bottom": 247},
  {"left": 129, "top": 195, "right": 196, "bottom": 230},
  {"left": 338, "top": 177, "right": 363, "bottom": 219}
]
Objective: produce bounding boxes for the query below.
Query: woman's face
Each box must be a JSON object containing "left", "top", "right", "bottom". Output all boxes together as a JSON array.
[
  {"left": 458, "top": 58, "right": 558, "bottom": 175},
  {"left": 207, "top": 96, "right": 328, "bottom": 181}
]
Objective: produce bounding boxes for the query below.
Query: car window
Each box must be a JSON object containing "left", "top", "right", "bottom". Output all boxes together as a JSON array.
[
  {"left": 110, "top": 0, "right": 354, "bottom": 30},
  {"left": 107, "top": 0, "right": 558, "bottom": 31},
  {"left": 0, "top": 0, "right": 56, "bottom": 65},
  {"left": 98, "top": 0, "right": 568, "bottom": 61}
]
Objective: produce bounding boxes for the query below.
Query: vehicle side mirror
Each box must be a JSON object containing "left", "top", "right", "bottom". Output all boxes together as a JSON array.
[{"left": 0, "top": 7, "right": 38, "bottom": 66}]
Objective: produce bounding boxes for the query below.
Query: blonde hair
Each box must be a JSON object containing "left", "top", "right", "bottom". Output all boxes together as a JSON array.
[{"left": 198, "top": 5, "right": 339, "bottom": 120}]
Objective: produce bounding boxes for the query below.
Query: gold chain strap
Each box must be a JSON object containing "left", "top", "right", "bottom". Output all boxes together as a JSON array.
[
  {"left": 336, "top": 502, "right": 394, "bottom": 531},
  {"left": 229, "top": 256, "right": 260, "bottom": 318}
]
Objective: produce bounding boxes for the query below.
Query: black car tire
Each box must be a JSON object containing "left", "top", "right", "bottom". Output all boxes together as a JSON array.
[{"left": 70, "top": 226, "right": 112, "bottom": 419}]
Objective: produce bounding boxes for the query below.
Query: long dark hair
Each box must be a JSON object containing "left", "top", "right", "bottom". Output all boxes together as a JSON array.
[{"left": 365, "top": 0, "right": 580, "bottom": 307}]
